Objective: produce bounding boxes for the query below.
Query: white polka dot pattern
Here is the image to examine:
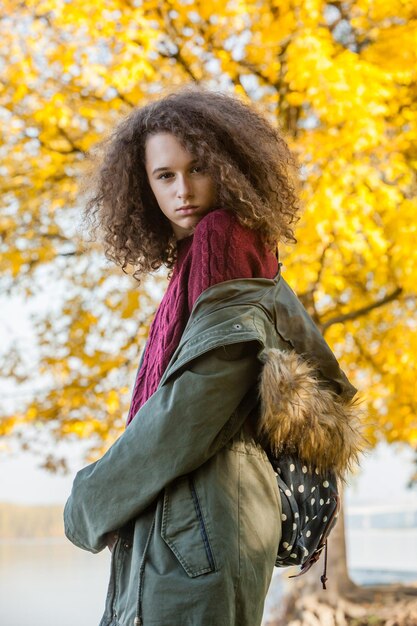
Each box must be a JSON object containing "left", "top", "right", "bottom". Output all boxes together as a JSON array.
[{"left": 270, "top": 453, "right": 340, "bottom": 569}]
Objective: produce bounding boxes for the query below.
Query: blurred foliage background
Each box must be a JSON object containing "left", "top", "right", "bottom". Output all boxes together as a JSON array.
[{"left": 0, "top": 0, "right": 416, "bottom": 473}]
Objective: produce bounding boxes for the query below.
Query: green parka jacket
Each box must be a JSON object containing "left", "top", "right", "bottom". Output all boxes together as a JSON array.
[{"left": 64, "top": 268, "right": 360, "bottom": 626}]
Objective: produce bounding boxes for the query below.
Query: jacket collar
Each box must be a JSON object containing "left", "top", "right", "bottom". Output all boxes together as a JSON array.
[{"left": 179, "top": 270, "right": 356, "bottom": 402}]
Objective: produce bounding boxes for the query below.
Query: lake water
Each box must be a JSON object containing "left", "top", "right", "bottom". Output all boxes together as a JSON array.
[
  {"left": 1, "top": 535, "right": 416, "bottom": 626},
  {"left": 0, "top": 539, "right": 109, "bottom": 626}
]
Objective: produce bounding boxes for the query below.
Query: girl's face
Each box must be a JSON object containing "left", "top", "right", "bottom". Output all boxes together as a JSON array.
[{"left": 145, "top": 133, "right": 217, "bottom": 240}]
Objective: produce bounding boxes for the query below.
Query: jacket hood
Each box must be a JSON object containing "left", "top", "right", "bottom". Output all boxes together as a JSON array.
[{"left": 169, "top": 271, "right": 365, "bottom": 478}]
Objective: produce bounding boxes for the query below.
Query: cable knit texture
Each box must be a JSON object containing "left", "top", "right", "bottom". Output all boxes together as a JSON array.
[{"left": 126, "top": 208, "right": 278, "bottom": 425}]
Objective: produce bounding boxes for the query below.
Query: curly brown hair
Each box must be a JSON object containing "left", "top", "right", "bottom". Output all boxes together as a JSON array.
[{"left": 82, "top": 86, "right": 302, "bottom": 280}]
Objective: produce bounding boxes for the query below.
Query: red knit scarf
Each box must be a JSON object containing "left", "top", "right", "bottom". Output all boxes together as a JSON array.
[{"left": 126, "top": 208, "right": 278, "bottom": 426}]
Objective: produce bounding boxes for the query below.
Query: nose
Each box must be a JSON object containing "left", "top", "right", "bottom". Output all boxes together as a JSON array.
[{"left": 176, "top": 174, "right": 193, "bottom": 200}]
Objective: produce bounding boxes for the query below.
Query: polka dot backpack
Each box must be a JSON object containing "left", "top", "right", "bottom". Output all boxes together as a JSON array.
[{"left": 270, "top": 452, "right": 340, "bottom": 588}]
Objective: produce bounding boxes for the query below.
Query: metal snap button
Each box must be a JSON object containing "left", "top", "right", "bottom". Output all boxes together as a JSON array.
[{"left": 233, "top": 323, "right": 242, "bottom": 330}]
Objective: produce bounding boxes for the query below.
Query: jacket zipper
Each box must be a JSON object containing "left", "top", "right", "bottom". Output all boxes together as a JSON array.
[{"left": 189, "top": 477, "right": 215, "bottom": 571}]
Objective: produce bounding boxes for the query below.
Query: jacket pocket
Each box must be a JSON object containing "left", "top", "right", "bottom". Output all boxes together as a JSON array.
[{"left": 161, "top": 475, "right": 216, "bottom": 577}]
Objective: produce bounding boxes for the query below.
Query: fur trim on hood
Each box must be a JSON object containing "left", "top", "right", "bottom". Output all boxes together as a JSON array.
[{"left": 257, "top": 348, "right": 365, "bottom": 478}]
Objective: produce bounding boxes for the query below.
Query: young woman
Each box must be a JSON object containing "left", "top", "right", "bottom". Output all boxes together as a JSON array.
[{"left": 64, "top": 88, "right": 360, "bottom": 626}]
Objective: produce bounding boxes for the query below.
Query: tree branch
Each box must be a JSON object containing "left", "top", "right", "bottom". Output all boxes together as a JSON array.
[
  {"left": 321, "top": 287, "right": 403, "bottom": 331},
  {"left": 156, "top": 5, "right": 200, "bottom": 82},
  {"left": 352, "top": 335, "right": 385, "bottom": 376}
]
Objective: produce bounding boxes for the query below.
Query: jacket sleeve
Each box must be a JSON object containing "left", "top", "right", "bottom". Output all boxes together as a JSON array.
[{"left": 64, "top": 341, "right": 261, "bottom": 553}]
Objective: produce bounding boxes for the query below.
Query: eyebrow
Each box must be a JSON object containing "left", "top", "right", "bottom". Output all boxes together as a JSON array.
[{"left": 151, "top": 159, "right": 199, "bottom": 176}]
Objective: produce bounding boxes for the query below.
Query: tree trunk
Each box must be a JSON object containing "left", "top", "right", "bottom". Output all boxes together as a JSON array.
[
  {"left": 325, "top": 490, "right": 357, "bottom": 596},
  {"left": 265, "top": 490, "right": 360, "bottom": 624},
  {"left": 264, "top": 490, "right": 417, "bottom": 625},
  {"left": 286, "top": 488, "right": 356, "bottom": 596}
]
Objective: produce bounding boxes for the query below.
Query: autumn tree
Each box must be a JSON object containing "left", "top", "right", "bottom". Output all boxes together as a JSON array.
[{"left": 1, "top": 0, "right": 416, "bottom": 621}]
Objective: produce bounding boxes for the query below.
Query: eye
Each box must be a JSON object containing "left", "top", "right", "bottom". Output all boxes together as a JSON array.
[
  {"left": 157, "top": 171, "right": 174, "bottom": 180},
  {"left": 190, "top": 165, "right": 204, "bottom": 174}
]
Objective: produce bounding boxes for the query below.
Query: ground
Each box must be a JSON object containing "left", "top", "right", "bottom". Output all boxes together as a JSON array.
[{"left": 265, "top": 583, "right": 417, "bottom": 626}]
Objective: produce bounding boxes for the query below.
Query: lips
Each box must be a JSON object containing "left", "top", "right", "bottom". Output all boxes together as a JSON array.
[{"left": 176, "top": 205, "right": 200, "bottom": 215}]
